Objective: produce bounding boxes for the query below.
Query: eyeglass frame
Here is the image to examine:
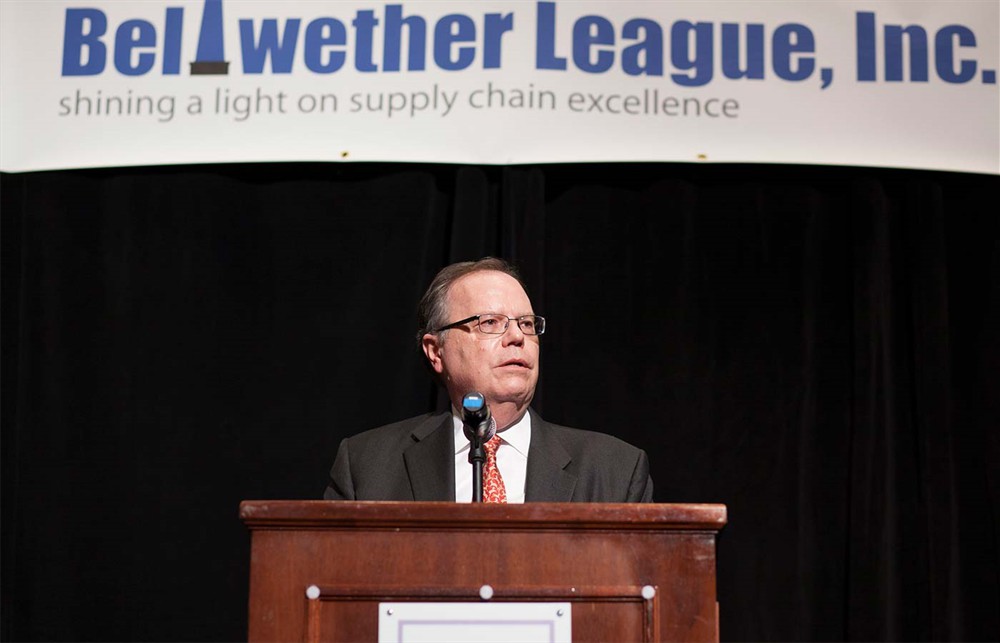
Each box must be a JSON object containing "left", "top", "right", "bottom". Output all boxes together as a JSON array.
[{"left": 434, "top": 313, "right": 546, "bottom": 336}]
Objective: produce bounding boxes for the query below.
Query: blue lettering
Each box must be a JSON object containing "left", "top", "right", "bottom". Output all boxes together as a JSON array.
[
  {"left": 936, "top": 26, "right": 977, "bottom": 83},
  {"left": 856, "top": 13, "right": 976, "bottom": 83},
  {"left": 384, "top": 5, "right": 425, "bottom": 72},
  {"left": 434, "top": 15, "right": 476, "bottom": 71},
  {"left": 353, "top": 10, "right": 378, "bottom": 72},
  {"left": 162, "top": 8, "right": 183, "bottom": 74},
  {"left": 239, "top": 18, "right": 301, "bottom": 73},
  {"left": 885, "top": 25, "right": 928, "bottom": 81},
  {"left": 670, "top": 21, "right": 712, "bottom": 87},
  {"left": 622, "top": 19, "right": 663, "bottom": 77},
  {"left": 482, "top": 13, "right": 513, "bottom": 69},
  {"left": 772, "top": 24, "right": 814, "bottom": 81},
  {"left": 114, "top": 19, "right": 156, "bottom": 76},
  {"left": 304, "top": 18, "right": 346, "bottom": 73},
  {"left": 856, "top": 12, "right": 877, "bottom": 81},
  {"left": 62, "top": 8, "right": 107, "bottom": 76},
  {"left": 573, "top": 16, "right": 615, "bottom": 73},
  {"left": 721, "top": 23, "right": 764, "bottom": 80},
  {"left": 536, "top": 2, "right": 566, "bottom": 70}
]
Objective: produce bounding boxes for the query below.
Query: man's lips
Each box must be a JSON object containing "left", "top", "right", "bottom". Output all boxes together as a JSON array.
[{"left": 498, "top": 358, "right": 530, "bottom": 368}]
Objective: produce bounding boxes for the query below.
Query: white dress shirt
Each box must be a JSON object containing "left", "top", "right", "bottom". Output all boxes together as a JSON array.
[{"left": 452, "top": 410, "right": 531, "bottom": 503}]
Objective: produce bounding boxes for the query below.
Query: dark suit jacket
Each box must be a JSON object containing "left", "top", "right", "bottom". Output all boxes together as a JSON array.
[{"left": 323, "top": 409, "right": 653, "bottom": 502}]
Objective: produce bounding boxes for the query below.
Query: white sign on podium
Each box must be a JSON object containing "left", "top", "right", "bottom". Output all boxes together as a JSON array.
[{"left": 378, "top": 601, "right": 572, "bottom": 643}]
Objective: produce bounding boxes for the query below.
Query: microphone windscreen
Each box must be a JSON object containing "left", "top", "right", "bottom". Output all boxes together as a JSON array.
[
  {"left": 462, "top": 392, "right": 486, "bottom": 413},
  {"left": 480, "top": 416, "right": 497, "bottom": 442}
]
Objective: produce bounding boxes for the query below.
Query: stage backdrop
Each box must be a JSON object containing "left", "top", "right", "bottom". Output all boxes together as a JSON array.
[
  {"left": 1, "top": 0, "right": 998, "bottom": 173},
  {"left": 1, "top": 163, "right": 998, "bottom": 642}
]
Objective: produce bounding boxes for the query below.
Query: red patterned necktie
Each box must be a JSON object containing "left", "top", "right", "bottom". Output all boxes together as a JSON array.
[{"left": 482, "top": 435, "right": 507, "bottom": 503}]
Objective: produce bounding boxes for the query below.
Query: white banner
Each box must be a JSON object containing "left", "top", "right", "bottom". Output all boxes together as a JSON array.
[{"left": 1, "top": 1, "right": 997, "bottom": 173}]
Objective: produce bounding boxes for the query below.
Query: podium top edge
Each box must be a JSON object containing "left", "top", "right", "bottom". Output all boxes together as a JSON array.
[{"left": 239, "top": 501, "right": 727, "bottom": 531}]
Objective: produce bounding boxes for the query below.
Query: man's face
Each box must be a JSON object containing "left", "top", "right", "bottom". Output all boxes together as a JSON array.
[{"left": 423, "top": 270, "right": 540, "bottom": 419}]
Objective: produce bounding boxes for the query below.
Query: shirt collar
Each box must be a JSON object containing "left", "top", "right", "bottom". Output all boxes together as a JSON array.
[{"left": 452, "top": 408, "right": 531, "bottom": 458}]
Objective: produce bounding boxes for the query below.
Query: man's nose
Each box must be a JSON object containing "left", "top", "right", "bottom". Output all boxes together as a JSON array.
[{"left": 502, "top": 319, "right": 525, "bottom": 345}]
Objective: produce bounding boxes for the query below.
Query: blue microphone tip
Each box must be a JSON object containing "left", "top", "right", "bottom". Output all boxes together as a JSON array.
[{"left": 462, "top": 392, "right": 485, "bottom": 411}]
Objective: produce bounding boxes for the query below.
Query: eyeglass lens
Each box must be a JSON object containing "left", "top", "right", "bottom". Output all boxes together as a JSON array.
[{"left": 478, "top": 314, "right": 544, "bottom": 335}]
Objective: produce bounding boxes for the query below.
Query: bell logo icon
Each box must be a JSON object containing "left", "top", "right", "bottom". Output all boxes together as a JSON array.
[{"left": 191, "top": 0, "right": 228, "bottom": 75}]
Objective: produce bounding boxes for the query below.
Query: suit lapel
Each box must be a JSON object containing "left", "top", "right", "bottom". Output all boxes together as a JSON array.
[
  {"left": 524, "top": 410, "right": 578, "bottom": 501},
  {"left": 403, "top": 413, "right": 455, "bottom": 501}
]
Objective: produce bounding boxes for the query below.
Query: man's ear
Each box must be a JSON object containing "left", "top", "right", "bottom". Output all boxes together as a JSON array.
[{"left": 421, "top": 333, "right": 445, "bottom": 374}]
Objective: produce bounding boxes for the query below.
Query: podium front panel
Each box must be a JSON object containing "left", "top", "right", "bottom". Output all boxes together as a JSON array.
[{"left": 241, "top": 501, "right": 726, "bottom": 642}]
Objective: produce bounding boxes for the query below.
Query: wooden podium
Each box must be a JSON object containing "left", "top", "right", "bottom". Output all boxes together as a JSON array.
[{"left": 240, "top": 501, "right": 726, "bottom": 642}]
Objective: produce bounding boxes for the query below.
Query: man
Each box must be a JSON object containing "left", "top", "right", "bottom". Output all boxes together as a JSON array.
[{"left": 323, "top": 258, "right": 653, "bottom": 502}]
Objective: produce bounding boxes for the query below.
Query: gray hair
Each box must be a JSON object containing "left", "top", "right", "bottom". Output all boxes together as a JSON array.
[{"left": 416, "top": 257, "right": 526, "bottom": 346}]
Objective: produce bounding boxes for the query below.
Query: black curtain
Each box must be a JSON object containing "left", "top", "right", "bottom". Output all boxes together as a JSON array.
[{"left": 2, "top": 163, "right": 997, "bottom": 641}]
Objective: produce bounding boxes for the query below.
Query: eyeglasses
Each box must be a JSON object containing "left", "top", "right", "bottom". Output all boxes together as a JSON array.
[{"left": 436, "top": 313, "right": 546, "bottom": 336}]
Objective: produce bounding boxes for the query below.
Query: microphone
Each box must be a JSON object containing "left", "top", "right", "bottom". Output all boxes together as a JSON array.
[
  {"left": 461, "top": 392, "right": 496, "bottom": 443},
  {"left": 462, "top": 392, "right": 496, "bottom": 503}
]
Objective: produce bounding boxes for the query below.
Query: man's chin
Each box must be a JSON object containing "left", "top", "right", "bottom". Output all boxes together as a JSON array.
[{"left": 489, "top": 384, "right": 536, "bottom": 408}]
